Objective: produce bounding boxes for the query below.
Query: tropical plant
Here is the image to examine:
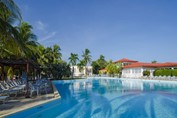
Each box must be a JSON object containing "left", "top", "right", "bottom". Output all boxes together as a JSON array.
[
  {"left": 16, "top": 22, "right": 39, "bottom": 59},
  {"left": 0, "top": 0, "right": 70, "bottom": 80},
  {"left": 106, "top": 63, "right": 119, "bottom": 77},
  {"left": 41, "top": 61, "right": 71, "bottom": 79},
  {"left": 82, "top": 49, "right": 91, "bottom": 76},
  {"left": 0, "top": 0, "right": 23, "bottom": 58},
  {"left": 91, "top": 61, "right": 100, "bottom": 74},
  {"left": 68, "top": 53, "right": 79, "bottom": 78},
  {"left": 38, "top": 44, "right": 67, "bottom": 79},
  {"left": 172, "top": 69, "right": 177, "bottom": 77},
  {"left": 77, "top": 60, "right": 85, "bottom": 72},
  {"left": 38, "top": 44, "right": 62, "bottom": 64},
  {"left": 52, "top": 44, "right": 62, "bottom": 63},
  {"left": 37, "top": 45, "right": 47, "bottom": 65},
  {"left": 91, "top": 55, "right": 108, "bottom": 74},
  {"left": 154, "top": 68, "right": 175, "bottom": 77},
  {"left": 151, "top": 60, "right": 157, "bottom": 63},
  {"left": 97, "top": 55, "right": 107, "bottom": 69},
  {"left": 143, "top": 70, "right": 150, "bottom": 76}
]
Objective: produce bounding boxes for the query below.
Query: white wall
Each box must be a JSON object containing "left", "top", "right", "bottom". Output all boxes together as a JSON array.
[
  {"left": 70, "top": 66, "right": 93, "bottom": 77},
  {"left": 122, "top": 67, "right": 155, "bottom": 78}
]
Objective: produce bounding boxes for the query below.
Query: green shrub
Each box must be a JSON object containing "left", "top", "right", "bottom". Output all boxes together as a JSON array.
[
  {"left": 154, "top": 69, "right": 162, "bottom": 76},
  {"left": 164, "top": 69, "right": 172, "bottom": 76},
  {"left": 172, "top": 69, "right": 177, "bottom": 77},
  {"left": 143, "top": 70, "right": 150, "bottom": 76},
  {"left": 154, "top": 68, "right": 174, "bottom": 76}
]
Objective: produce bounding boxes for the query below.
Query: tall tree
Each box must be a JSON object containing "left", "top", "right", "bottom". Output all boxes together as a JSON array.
[
  {"left": 37, "top": 45, "right": 45, "bottom": 64},
  {"left": 68, "top": 53, "right": 79, "bottom": 78},
  {"left": 82, "top": 49, "right": 91, "bottom": 76},
  {"left": 0, "top": 0, "right": 23, "bottom": 58},
  {"left": 91, "top": 55, "right": 108, "bottom": 74},
  {"left": 77, "top": 60, "right": 85, "bottom": 73},
  {"left": 152, "top": 60, "right": 157, "bottom": 63},
  {"left": 16, "top": 22, "right": 39, "bottom": 59},
  {"left": 97, "top": 55, "right": 107, "bottom": 68},
  {"left": 41, "top": 44, "right": 62, "bottom": 64},
  {"left": 106, "top": 63, "right": 119, "bottom": 77},
  {"left": 52, "top": 44, "right": 62, "bottom": 64},
  {"left": 91, "top": 61, "right": 100, "bottom": 74}
]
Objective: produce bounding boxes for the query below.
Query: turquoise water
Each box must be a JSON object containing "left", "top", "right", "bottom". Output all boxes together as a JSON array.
[{"left": 6, "top": 78, "right": 177, "bottom": 118}]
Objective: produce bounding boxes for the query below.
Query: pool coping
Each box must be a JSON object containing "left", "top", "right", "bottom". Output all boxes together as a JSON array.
[
  {"left": 87, "top": 77, "right": 177, "bottom": 83},
  {"left": 1, "top": 95, "right": 60, "bottom": 118}
]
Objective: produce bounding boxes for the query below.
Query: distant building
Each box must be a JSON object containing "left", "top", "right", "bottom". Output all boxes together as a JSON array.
[
  {"left": 122, "top": 62, "right": 177, "bottom": 78},
  {"left": 70, "top": 66, "right": 93, "bottom": 77},
  {"left": 99, "top": 58, "right": 138, "bottom": 75},
  {"left": 98, "top": 58, "right": 177, "bottom": 78},
  {"left": 114, "top": 58, "right": 138, "bottom": 67}
]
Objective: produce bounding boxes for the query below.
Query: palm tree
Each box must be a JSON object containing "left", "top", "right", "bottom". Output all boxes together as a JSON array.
[
  {"left": 82, "top": 49, "right": 91, "bottom": 76},
  {"left": 97, "top": 55, "right": 107, "bottom": 69},
  {"left": 0, "top": 0, "right": 22, "bottom": 58},
  {"left": 0, "top": 0, "right": 22, "bottom": 21},
  {"left": 151, "top": 60, "right": 157, "bottom": 63},
  {"left": 52, "top": 44, "right": 62, "bottom": 64},
  {"left": 37, "top": 44, "right": 62, "bottom": 66},
  {"left": 37, "top": 45, "right": 47, "bottom": 65},
  {"left": 43, "top": 45, "right": 62, "bottom": 64},
  {"left": 77, "top": 60, "right": 85, "bottom": 73},
  {"left": 68, "top": 53, "right": 79, "bottom": 78},
  {"left": 17, "top": 22, "right": 39, "bottom": 59}
]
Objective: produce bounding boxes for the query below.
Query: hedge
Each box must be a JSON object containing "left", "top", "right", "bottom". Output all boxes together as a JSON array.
[
  {"left": 153, "top": 69, "right": 177, "bottom": 77},
  {"left": 172, "top": 69, "right": 177, "bottom": 77}
]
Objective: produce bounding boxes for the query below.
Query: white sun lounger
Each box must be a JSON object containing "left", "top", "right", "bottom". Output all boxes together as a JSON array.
[{"left": 0, "top": 96, "right": 9, "bottom": 104}]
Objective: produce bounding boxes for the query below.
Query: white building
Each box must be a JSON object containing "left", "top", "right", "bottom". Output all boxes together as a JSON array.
[
  {"left": 122, "top": 62, "right": 177, "bottom": 78},
  {"left": 114, "top": 58, "right": 138, "bottom": 67},
  {"left": 70, "top": 66, "right": 93, "bottom": 77}
]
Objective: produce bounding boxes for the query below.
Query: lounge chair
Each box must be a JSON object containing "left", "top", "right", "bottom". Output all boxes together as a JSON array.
[
  {"left": 0, "top": 95, "right": 9, "bottom": 104},
  {"left": 0, "top": 85, "right": 11, "bottom": 96},
  {"left": 0, "top": 82, "right": 20, "bottom": 97},
  {"left": 28, "top": 78, "right": 53, "bottom": 97},
  {"left": 28, "top": 82, "right": 39, "bottom": 97}
]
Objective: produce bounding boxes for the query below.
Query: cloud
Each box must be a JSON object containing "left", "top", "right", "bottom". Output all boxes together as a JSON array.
[
  {"left": 38, "top": 32, "right": 57, "bottom": 42},
  {"left": 36, "top": 21, "right": 46, "bottom": 31},
  {"left": 35, "top": 20, "right": 57, "bottom": 46}
]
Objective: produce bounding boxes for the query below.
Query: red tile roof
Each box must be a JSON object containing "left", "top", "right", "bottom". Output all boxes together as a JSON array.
[
  {"left": 123, "top": 62, "right": 177, "bottom": 68},
  {"left": 114, "top": 58, "right": 138, "bottom": 63}
]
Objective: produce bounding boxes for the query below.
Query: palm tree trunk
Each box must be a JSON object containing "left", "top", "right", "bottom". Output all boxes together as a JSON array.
[
  {"left": 72, "top": 66, "right": 74, "bottom": 79},
  {"left": 85, "top": 66, "right": 87, "bottom": 77}
]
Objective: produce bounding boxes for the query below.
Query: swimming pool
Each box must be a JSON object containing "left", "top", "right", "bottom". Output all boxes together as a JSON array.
[{"left": 6, "top": 78, "right": 177, "bottom": 118}]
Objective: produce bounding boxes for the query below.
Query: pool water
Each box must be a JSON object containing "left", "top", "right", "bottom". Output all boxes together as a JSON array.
[{"left": 6, "top": 78, "right": 177, "bottom": 118}]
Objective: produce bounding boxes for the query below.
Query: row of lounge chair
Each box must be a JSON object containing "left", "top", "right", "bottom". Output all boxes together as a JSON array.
[
  {"left": 0, "top": 79, "right": 26, "bottom": 104},
  {"left": 0, "top": 78, "right": 53, "bottom": 104},
  {"left": 0, "top": 79, "right": 25, "bottom": 97},
  {"left": 142, "top": 76, "right": 177, "bottom": 80}
]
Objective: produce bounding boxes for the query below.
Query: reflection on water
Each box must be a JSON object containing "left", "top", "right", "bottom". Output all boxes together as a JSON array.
[
  {"left": 52, "top": 79, "right": 177, "bottom": 118},
  {"left": 6, "top": 79, "right": 177, "bottom": 118}
]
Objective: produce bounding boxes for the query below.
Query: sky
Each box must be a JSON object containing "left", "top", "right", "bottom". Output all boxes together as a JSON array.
[{"left": 14, "top": 0, "right": 177, "bottom": 62}]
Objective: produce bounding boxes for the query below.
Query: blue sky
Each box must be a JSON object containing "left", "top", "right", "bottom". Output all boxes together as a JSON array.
[{"left": 15, "top": 0, "right": 177, "bottom": 62}]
